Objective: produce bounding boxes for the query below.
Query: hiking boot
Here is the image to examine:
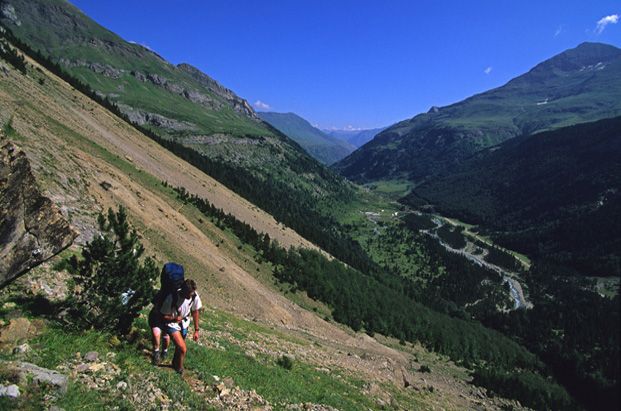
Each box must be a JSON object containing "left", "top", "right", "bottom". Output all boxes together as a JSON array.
[
  {"left": 175, "top": 367, "right": 184, "bottom": 376},
  {"left": 151, "top": 350, "right": 161, "bottom": 366}
]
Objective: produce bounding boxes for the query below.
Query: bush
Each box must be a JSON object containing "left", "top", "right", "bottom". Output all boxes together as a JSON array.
[
  {"left": 419, "top": 365, "right": 431, "bottom": 373},
  {"left": 277, "top": 355, "right": 294, "bottom": 370},
  {"left": 69, "top": 207, "right": 158, "bottom": 335}
]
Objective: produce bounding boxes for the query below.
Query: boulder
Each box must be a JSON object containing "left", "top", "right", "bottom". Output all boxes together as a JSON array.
[
  {"left": 12, "top": 343, "right": 31, "bottom": 355},
  {"left": 0, "top": 142, "right": 77, "bottom": 288},
  {"left": 11, "top": 361, "right": 68, "bottom": 393}
]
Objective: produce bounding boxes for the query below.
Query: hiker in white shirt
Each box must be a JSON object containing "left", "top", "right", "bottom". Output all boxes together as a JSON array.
[{"left": 159, "top": 279, "right": 202, "bottom": 374}]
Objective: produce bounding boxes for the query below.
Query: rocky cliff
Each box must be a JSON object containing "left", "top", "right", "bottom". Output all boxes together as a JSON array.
[{"left": 0, "top": 140, "right": 76, "bottom": 287}]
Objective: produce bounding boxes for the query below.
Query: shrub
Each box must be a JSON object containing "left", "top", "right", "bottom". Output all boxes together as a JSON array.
[
  {"left": 277, "top": 355, "right": 294, "bottom": 370},
  {"left": 69, "top": 206, "right": 158, "bottom": 335}
]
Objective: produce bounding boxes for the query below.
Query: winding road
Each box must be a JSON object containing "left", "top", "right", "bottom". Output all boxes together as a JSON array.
[{"left": 423, "top": 216, "right": 531, "bottom": 309}]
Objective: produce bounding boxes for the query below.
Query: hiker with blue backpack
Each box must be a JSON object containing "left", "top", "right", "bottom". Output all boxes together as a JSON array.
[{"left": 148, "top": 263, "right": 202, "bottom": 375}]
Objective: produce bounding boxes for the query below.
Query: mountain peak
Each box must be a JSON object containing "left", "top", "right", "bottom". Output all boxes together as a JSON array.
[{"left": 529, "top": 42, "right": 621, "bottom": 74}]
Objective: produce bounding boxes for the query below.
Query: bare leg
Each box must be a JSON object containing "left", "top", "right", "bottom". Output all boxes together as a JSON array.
[
  {"left": 162, "top": 334, "right": 170, "bottom": 351},
  {"left": 170, "top": 331, "right": 187, "bottom": 372},
  {"left": 151, "top": 327, "right": 162, "bottom": 351}
]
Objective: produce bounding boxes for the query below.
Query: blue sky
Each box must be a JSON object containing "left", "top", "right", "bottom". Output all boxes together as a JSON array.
[{"left": 70, "top": 1, "right": 620, "bottom": 130}]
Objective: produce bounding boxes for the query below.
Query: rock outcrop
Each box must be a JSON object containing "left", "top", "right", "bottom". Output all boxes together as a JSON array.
[{"left": 0, "top": 141, "right": 77, "bottom": 288}]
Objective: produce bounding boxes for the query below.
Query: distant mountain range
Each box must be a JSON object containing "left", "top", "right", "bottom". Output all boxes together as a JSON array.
[
  {"left": 334, "top": 42, "right": 621, "bottom": 182},
  {"left": 258, "top": 112, "right": 356, "bottom": 165},
  {"left": 323, "top": 127, "right": 386, "bottom": 148}
]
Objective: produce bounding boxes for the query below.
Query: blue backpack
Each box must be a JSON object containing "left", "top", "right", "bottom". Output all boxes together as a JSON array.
[{"left": 154, "top": 262, "right": 185, "bottom": 308}]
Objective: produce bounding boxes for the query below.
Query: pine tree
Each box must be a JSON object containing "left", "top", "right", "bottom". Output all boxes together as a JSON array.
[{"left": 70, "top": 206, "right": 158, "bottom": 335}]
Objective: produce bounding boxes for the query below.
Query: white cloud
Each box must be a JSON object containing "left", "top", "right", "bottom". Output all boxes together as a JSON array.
[
  {"left": 484, "top": 66, "right": 493, "bottom": 75},
  {"left": 595, "top": 14, "right": 619, "bottom": 34},
  {"left": 253, "top": 100, "right": 271, "bottom": 111},
  {"left": 554, "top": 26, "right": 563, "bottom": 37}
]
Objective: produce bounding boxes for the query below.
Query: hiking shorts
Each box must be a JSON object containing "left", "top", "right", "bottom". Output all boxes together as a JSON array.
[{"left": 165, "top": 325, "right": 188, "bottom": 339}]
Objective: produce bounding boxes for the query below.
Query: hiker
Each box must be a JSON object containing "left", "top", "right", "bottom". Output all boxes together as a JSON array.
[
  {"left": 159, "top": 279, "right": 202, "bottom": 374},
  {"left": 148, "top": 263, "right": 201, "bottom": 369}
]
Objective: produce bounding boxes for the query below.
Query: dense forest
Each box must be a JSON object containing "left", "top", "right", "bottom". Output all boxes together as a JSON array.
[
  {"left": 405, "top": 117, "right": 621, "bottom": 278},
  {"left": 0, "top": 27, "right": 26, "bottom": 73},
  {"left": 482, "top": 262, "right": 620, "bottom": 410},
  {"left": 400, "top": 211, "right": 619, "bottom": 410}
]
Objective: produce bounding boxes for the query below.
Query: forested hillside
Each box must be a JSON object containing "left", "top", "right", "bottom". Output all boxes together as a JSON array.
[{"left": 406, "top": 116, "right": 621, "bottom": 277}]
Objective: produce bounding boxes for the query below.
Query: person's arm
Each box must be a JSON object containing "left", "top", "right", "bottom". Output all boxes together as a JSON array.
[
  {"left": 192, "top": 309, "right": 200, "bottom": 341},
  {"left": 162, "top": 312, "right": 183, "bottom": 323}
]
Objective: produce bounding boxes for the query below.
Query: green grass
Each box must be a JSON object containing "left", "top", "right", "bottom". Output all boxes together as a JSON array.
[
  {"left": 365, "top": 179, "right": 413, "bottom": 200},
  {"left": 2, "top": 116, "right": 26, "bottom": 142},
  {"left": 1, "top": 309, "right": 381, "bottom": 411}
]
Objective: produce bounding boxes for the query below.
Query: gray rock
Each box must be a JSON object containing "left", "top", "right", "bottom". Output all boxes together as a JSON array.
[
  {"left": 0, "top": 143, "right": 77, "bottom": 288},
  {"left": 75, "top": 363, "right": 88, "bottom": 373},
  {"left": 146, "top": 73, "right": 167, "bottom": 86},
  {"left": 116, "top": 381, "right": 128, "bottom": 391},
  {"left": 0, "top": 384, "right": 20, "bottom": 398},
  {"left": 14, "top": 362, "right": 68, "bottom": 393},
  {"left": 176, "top": 63, "right": 259, "bottom": 120},
  {"left": 131, "top": 70, "right": 147, "bottom": 82},
  {"left": 116, "top": 104, "right": 197, "bottom": 132},
  {"left": 84, "top": 351, "right": 99, "bottom": 362}
]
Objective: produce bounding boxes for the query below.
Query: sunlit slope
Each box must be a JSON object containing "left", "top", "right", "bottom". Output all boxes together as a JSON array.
[{"left": 259, "top": 111, "right": 356, "bottom": 165}]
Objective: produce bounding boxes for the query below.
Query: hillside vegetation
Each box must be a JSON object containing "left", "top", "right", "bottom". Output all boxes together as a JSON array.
[
  {"left": 1, "top": 2, "right": 616, "bottom": 409},
  {"left": 0, "top": 0, "right": 358, "bottom": 253},
  {"left": 406, "top": 116, "right": 621, "bottom": 278}
]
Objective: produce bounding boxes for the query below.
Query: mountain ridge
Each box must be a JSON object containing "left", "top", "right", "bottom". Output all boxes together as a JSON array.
[
  {"left": 334, "top": 41, "right": 621, "bottom": 182},
  {"left": 324, "top": 127, "right": 386, "bottom": 148},
  {"left": 258, "top": 111, "right": 355, "bottom": 165}
]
